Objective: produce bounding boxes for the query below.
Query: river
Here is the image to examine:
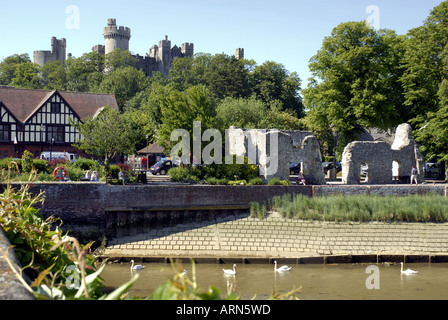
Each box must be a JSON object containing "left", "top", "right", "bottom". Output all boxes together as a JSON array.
[{"left": 100, "top": 261, "right": 448, "bottom": 300}]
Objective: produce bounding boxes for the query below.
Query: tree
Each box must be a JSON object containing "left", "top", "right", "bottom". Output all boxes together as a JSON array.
[
  {"left": 0, "top": 54, "right": 31, "bottom": 85},
  {"left": 302, "top": 21, "right": 406, "bottom": 145},
  {"left": 412, "top": 44, "right": 448, "bottom": 163},
  {"left": 252, "top": 61, "right": 304, "bottom": 117},
  {"left": 97, "top": 66, "right": 150, "bottom": 111},
  {"left": 71, "top": 105, "right": 135, "bottom": 166},
  {"left": 66, "top": 52, "right": 105, "bottom": 92},
  {"left": 39, "top": 60, "right": 67, "bottom": 90},
  {"left": 105, "top": 49, "right": 137, "bottom": 72},
  {"left": 401, "top": 1, "right": 448, "bottom": 121},
  {"left": 216, "top": 96, "right": 304, "bottom": 132},
  {"left": 158, "top": 86, "right": 217, "bottom": 154},
  {"left": 10, "top": 62, "right": 42, "bottom": 89}
]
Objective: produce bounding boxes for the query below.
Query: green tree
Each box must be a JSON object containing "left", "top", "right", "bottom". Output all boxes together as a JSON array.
[
  {"left": 97, "top": 66, "right": 150, "bottom": 111},
  {"left": 0, "top": 54, "right": 31, "bottom": 85},
  {"left": 216, "top": 96, "right": 303, "bottom": 132},
  {"left": 413, "top": 44, "right": 448, "bottom": 163},
  {"left": 302, "top": 21, "right": 405, "bottom": 144},
  {"left": 66, "top": 52, "right": 105, "bottom": 92},
  {"left": 71, "top": 105, "right": 135, "bottom": 166},
  {"left": 400, "top": 1, "right": 448, "bottom": 121},
  {"left": 105, "top": 49, "right": 137, "bottom": 72},
  {"left": 158, "top": 86, "right": 217, "bottom": 154},
  {"left": 10, "top": 62, "right": 42, "bottom": 89},
  {"left": 39, "top": 60, "right": 67, "bottom": 90},
  {"left": 252, "top": 61, "right": 304, "bottom": 117}
]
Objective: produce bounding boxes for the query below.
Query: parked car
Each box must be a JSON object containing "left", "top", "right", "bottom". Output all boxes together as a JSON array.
[
  {"left": 149, "top": 159, "right": 176, "bottom": 175},
  {"left": 322, "top": 161, "right": 341, "bottom": 174},
  {"left": 423, "top": 162, "right": 444, "bottom": 180},
  {"left": 289, "top": 162, "right": 301, "bottom": 175}
]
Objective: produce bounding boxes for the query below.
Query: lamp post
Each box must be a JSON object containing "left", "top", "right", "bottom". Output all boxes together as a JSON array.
[
  {"left": 146, "top": 135, "right": 149, "bottom": 171},
  {"left": 50, "top": 137, "right": 55, "bottom": 160},
  {"left": 40, "top": 125, "right": 45, "bottom": 154}
]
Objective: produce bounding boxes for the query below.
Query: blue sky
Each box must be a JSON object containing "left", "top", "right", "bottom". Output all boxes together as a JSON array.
[{"left": 0, "top": 0, "right": 444, "bottom": 86}]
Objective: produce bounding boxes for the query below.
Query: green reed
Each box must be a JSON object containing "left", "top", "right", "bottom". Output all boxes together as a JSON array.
[{"left": 251, "top": 193, "right": 448, "bottom": 222}]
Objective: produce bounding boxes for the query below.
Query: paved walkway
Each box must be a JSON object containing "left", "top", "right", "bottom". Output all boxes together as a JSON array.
[{"left": 102, "top": 212, "right": 448, "bottom": 261}]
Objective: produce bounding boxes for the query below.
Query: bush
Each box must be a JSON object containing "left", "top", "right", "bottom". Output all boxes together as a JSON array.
[
  {"left": 168, "top": 167, "right": 190, "bottom": 182},
  {"left": 72, "top": 157, "right": 100, "bottom": 171},
  {"left": 248, "top": 177, "right": 265, "bottom": 185},
  {"left": 227, "top": 180, "right": 247, "bottom": 185},
  {"left": 268, "top": 178, "right": 290, "bottom": 185},
  {"left": 21, "top": 150, "right": 34, "bottom": 173},
  {"left": 206, "top": 177, "right": 229, "bottom": 185},
  {"left": 108, "top": 165, "right": 121, "bottom": 179},
  {"left": 33, "top": 159, "right": 51, "bottom": 174}
]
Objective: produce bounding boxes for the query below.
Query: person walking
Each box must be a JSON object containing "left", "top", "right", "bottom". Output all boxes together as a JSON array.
[{"left": 410, "top": 166, "right": 418, "bottom": 185}]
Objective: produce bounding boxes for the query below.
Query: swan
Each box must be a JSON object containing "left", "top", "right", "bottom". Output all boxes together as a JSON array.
[
  {"left": 130, "top": 260, "right": 145, "bottom": 270},
  {"left": 223, "top": 264, "right": 237, "bottom": 275},
  {"left": 400, "top": 262, "right": 418, "bottom": 274},
  {"left": 274, "top": 261, "right": 292, "bottom": 272}
]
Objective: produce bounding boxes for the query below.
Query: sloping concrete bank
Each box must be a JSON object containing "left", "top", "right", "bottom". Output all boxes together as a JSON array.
[{"left": 100, "top": 212, "right": 448, "bottom": 264}]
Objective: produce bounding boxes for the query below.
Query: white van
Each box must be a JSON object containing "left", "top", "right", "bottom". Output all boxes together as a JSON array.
[{"left": 40, "top": 151, "right": 78, "bottom": 163}]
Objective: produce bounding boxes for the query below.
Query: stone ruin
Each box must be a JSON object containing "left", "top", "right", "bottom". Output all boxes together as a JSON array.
[
  {"left": 226, "top": 123, "right": 423, "bottom": 185},
  {"left": 341, "top": 123, "right": 424, "bottom": 184},
  {"left": 227, "top": 127, "right": 326, "bottom": 184}
]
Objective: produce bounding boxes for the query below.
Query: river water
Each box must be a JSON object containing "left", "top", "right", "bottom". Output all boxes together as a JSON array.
[{"left": 100, "top": 261, "right": 448, "bottom": 300}]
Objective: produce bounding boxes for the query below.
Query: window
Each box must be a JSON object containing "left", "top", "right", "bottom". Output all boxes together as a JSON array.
[
  {"left": 47, "top": 126, "right": 64, "bottom": 143},
  {"left": 0, "top": 124, "right": 10, "bottom": 141},
  {"left": 51, "top": 102, "right": 61, "bottom": 114}
]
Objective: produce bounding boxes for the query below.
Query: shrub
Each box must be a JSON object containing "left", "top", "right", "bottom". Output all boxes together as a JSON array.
[
  {"left": 108, "top": 165, "right": 121, "bottom": 179},
  {"left": 21, "top": 150, "right": 34, "bottom": 173},
  {"left": 168, "top": 166, "right": 190, "bottom": 182},
  {"left": 33, "top": 159, "right": 51, "bottom": 174},
  {"left": 268, "top": 178, "right": 290, "bottom": 185},
  {"left": 227, "top": 180, "right": 247, "bottom": 185},
  {"left": 248, "top": 177, "right": 265, "bottom": 185},
  {"left": 72, "top": 157, "right": 100, "bottom": 171},
  {"left": 206, "top": 177, "right": 229, "bottom": 185}
]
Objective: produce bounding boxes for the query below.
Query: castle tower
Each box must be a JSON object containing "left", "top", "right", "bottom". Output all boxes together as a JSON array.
[
  {"left": 33, "top": 37, "right": 67, "bottom": 66},
  {"left": 235, "top": 48, "right": 244, "bottom": 60},
  {"left": 182, "top": 43, "right": 194, "bottom": 57},
  {"left": 158, "top": 35, "right": 172, "bottom": 76},
  {"left": 103, "top": 18, "right": 131, "bottom": 55}
]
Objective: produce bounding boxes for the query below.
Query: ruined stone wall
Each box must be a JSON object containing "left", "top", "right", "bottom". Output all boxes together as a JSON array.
[
  {"left": 342, "top": 124, "right": 424, "bottom": 184},
  {"left": 227, "top": 127, "right": 326, "bottom": 184}
]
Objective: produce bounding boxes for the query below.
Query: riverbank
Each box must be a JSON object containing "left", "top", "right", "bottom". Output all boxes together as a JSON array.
[{"left": 100, "top": 211, "right": 448, "bottom": 264}]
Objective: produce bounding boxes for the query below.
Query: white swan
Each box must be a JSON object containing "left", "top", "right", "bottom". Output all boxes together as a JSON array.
[
  {"left": 274, "top": 261, "right": 292, "bottom": 272},
  {"left": 130, "top": 260, "right": 145, "bottom": 270},
  {"left": 400, "top": 262, "right": 418, "bottom": 274},
  {"left": 223, "top": 264, "right": 237, "bottom": 275}
]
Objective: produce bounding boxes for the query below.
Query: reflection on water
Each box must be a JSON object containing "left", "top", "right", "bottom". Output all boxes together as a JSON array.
[{"left": 100, "top": 262, "right": 448, "bottom": 300}]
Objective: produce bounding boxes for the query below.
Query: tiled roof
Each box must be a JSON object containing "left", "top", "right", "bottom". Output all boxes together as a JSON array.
[
  {"left": 0, "top": 86, "right": 119, "bottom": 123},
  {"left": 138, "top": 142, "right": 164, "bottom": 154}
]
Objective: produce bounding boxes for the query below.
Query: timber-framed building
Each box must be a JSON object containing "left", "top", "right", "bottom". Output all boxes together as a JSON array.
[{"left": 0, "top": 86, "right": 118, "bottom": 159}]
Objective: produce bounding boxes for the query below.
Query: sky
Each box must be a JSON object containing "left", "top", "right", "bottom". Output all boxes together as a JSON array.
[{"left": 0, "top": 0, "right": 445, "bottom": 86}]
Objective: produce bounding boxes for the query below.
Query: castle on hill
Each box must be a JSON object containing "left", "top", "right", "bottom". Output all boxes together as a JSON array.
[{"left": 34, "top": 18, "right": 244, "bottom": 78}]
